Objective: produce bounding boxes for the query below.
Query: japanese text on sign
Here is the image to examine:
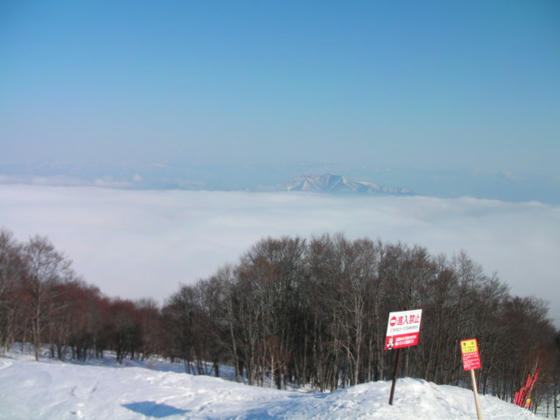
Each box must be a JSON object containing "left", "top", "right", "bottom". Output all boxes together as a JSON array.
[
  {"left": 460, "top": 338, "right": 482, "bottom": 371},
  {"left": 461, "top": 339, "right": 478, "bottom": 354},
  {"left": 385, "top": 309, "right": 422, "bottom": 350}
]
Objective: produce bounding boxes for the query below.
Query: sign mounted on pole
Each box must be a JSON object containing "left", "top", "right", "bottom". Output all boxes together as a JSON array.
[
  {"left": 384, "top": 309, "right": 423, "bottom": 350},
  {"left": 385, "top": 308, "right": 423, "bottom": 405},
  {"left": 460, "top": 338, "right": 483, "bottom": 420}
]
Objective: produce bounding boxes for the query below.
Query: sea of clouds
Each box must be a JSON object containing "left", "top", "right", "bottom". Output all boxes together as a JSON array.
[{"left": 2, "top": 184, "right": 559, "bottom": 325}]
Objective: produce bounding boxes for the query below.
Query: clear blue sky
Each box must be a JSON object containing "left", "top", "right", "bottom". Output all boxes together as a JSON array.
[{"left": 1, "top": 1, "right": 559, "bottom": 196}]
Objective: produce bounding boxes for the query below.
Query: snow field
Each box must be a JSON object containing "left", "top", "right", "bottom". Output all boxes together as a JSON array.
[{"left": 0, "top": 351, "right": 541, "bottom": 419}]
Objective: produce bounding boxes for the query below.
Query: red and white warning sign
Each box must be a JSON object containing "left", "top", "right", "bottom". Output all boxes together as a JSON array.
[
  {"left": 384, "top": 309, "right": 422, "bottom": 350},
  {"left": 460, "top": 338, "right": 482, "bottom": 371}
]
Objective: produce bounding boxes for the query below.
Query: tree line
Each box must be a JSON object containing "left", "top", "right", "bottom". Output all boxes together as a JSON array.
[
  {"left": 0, "top": 229, "right": 163, "bottom": 363},
  {"left": 1, "top": 228, "right": 559, "bottom": 412}
]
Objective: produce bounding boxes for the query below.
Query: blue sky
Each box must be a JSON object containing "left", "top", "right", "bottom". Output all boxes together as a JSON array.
[{"left": 1, "top": 1, "right": 559, "bottom": 200}]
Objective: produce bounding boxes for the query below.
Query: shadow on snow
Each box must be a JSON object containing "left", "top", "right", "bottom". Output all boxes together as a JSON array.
[{"left": 122, "top": 401, "right": 188, "bottom": 418}]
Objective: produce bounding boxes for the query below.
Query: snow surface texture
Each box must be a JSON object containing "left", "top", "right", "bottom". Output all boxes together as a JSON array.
[{"left": 0, "top": 351, "right": 540, "bottom": 420}]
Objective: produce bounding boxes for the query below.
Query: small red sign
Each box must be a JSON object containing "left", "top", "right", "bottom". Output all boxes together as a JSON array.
[{"left": 460, "top": 338, "right": 482, "bottom": 371}]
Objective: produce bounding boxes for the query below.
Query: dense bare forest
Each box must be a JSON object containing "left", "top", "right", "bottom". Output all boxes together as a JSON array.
[{"left": 1, "top": 228, "right": 559, "bottom": 413}]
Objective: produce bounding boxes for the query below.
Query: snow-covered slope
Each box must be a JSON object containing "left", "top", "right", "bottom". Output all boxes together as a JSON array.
[{"left": 0, "top": 353, "right": 539, "bottom": 420}]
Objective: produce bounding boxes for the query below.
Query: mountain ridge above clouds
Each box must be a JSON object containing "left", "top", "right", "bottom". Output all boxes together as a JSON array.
[
  {"left": 286, "top": 173, "right": 413, "bottom": 195},
  {"left": 0, "top": 164, "right": 413, "bottom": 195}
]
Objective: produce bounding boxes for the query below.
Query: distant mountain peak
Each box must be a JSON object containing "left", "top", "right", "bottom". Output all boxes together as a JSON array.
[{"left": 286, "top": 174, "right": 412, "bottom": 195}]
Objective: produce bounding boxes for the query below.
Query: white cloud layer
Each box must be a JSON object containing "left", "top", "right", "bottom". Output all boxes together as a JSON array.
[{"left": 2, "top": 185, "right": 559, "bottom": 325}]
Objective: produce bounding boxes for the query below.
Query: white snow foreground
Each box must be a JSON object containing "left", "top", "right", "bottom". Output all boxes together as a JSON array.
[{"left": 0, "top": 355, "right": 539, "bottom": 420}]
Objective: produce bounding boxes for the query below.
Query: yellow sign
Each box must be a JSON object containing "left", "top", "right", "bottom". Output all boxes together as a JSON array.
[{"left": 461, "top": 339, "right": 478, "bottom": 354}]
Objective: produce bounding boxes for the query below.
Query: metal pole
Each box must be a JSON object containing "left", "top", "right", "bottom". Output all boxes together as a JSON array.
[
  {"left": 554, "top": 387, "right": 557, "bottom": 418},
  {"left": 470, "top": 369, "right": 483, "bottom": 420},
  {"left": 389, "top": 348, "right": 402, "bottom": 405}
]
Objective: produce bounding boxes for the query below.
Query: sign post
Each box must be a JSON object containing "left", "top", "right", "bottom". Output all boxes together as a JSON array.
[
  {"left": 385, "top": 309, "right": 423, "bottom": 405},
  {"left": 460, "top": 338, "right": 482, "bottom": 420}
]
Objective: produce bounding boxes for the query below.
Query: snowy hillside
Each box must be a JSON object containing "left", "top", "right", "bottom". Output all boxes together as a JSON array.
[{"left": 0, "top": 350, "right": 540, "bottom": 420}]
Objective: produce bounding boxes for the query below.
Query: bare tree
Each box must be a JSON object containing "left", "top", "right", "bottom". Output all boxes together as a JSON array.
[
  {"left": 21, "top": 236, "right": 73, "bottom": 361},
  {"left": 0, "top": 229, "right": 26, "bottom": 353}
]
